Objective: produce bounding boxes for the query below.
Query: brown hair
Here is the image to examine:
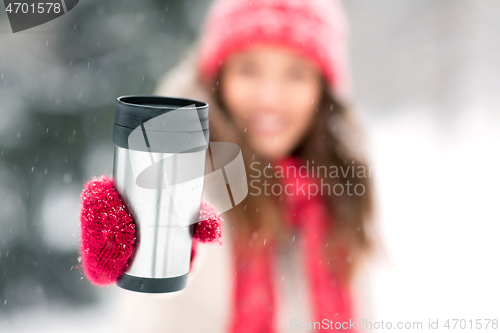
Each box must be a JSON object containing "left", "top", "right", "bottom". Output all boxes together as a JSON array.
[{"left": 202, "top": 72, "right": 375, "bottom": 284}]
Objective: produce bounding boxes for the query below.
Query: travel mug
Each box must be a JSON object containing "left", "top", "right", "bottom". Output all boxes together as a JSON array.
[{"left": 112, "top": 95, "right": 209, "bottom": 293}]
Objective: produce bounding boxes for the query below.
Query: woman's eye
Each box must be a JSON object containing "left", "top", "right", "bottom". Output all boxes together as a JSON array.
[
  {"left": 287, "top": 69, "right": 307, "bottom": 81},
  {"left": 238, "top": 64, "right": 256, "bottom": 76}
]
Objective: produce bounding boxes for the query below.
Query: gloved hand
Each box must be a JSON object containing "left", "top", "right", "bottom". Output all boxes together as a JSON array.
[{"left": 78, "top": 175, "right": 222, "bottom": 286}]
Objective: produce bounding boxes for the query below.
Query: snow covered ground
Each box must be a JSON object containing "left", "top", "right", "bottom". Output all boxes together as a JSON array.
[
  {"left": 365, "top": 108, "right": 500, "bottom": 331},
  {"left": 0, "top": 295, "right": 116, "bottom": 333}
]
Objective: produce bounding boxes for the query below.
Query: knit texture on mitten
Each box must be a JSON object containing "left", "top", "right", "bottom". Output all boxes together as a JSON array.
[
  {"left": 79, "top": 175, "right": 137, "bottom": 285},
  {"left": 195, "top": 200, "right": 223, "bottom": 244}
]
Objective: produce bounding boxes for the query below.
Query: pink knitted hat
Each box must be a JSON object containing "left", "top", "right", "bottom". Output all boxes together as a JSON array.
[{"left": 197, "top": 0, "right": 351, "bottom": 97}]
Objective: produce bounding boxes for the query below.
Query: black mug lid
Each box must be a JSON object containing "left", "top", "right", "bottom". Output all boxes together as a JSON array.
[
  {"left": 115, "top": 95, "right": 209, "bottom": 132},
  {"left": 113, "top": 95, "right": 209, "bottom": 153}
]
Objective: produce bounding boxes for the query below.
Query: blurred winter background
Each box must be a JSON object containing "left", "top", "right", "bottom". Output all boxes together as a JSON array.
[{"left": 0, "top": 0, "right": 499, "bottom": 332}]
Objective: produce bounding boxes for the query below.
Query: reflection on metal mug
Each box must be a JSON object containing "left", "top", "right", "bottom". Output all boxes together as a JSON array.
[{"left": 113, "top": 95, "right": 209, "bottom": 293}]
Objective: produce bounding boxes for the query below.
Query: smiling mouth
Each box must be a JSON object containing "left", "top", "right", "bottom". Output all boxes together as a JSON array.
[{"left": 248, "top": 114, "right": 287, "bottom": 136}]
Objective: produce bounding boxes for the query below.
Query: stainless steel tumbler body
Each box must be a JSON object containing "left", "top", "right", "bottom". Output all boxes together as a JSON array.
[{"left": 112, "top": 95, "right": 209, "bottom": 293}]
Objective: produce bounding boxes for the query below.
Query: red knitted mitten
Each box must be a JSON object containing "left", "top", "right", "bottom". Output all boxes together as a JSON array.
[{"left": 79, "top": 175, "right": 222, "bottom": 286}]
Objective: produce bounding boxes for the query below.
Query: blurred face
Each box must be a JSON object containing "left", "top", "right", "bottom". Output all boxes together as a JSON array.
[{"left": 220, "top": 43, "right": 323, "bottom": 160}]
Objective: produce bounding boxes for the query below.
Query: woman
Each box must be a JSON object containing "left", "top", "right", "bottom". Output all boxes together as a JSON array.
[{"left": 109, "top": 0, "right": 376, "bottom": 331}]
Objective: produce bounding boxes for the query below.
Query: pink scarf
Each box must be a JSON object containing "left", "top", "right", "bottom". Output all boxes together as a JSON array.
[{"left": 230, "top": 157, "right": 354, "bottom": 332}]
